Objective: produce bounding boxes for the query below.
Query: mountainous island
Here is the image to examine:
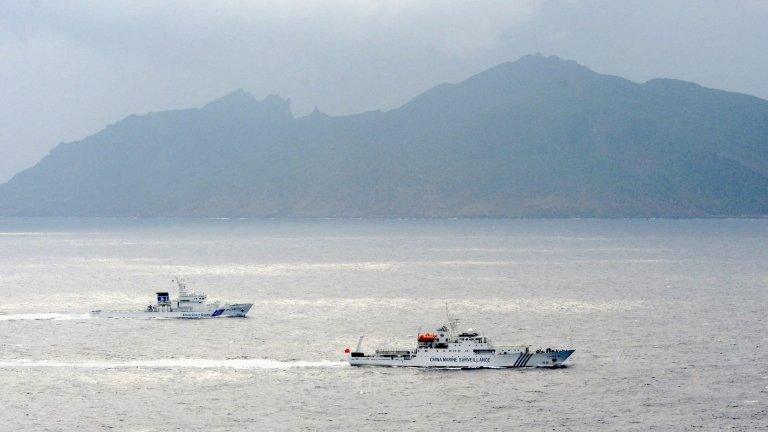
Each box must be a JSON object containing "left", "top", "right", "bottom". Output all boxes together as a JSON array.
[{"left": 1, "top": 54, "right": 767, "bottom": 217}]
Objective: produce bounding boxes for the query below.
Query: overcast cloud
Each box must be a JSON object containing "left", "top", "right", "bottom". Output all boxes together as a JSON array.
[{"left": 1, "top": 0, "right": 767, "bottom": 182}]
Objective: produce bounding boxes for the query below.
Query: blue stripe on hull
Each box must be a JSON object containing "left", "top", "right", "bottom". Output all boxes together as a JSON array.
[
  {"left": 513, "top": 353, "right": 524, "bottom": 367},
  {"left": 521, "top": 353, "right": 532, "bottom": 367},
  {"left": 512, "top": 353, "right": 532, "bottom": 367}
]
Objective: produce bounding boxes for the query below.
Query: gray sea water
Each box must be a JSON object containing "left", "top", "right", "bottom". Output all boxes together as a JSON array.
[{"left": 0, "top": 218, "right": 766, "bottom": 431}]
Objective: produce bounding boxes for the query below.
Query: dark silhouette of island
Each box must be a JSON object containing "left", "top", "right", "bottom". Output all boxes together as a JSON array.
[{"left": 2, "top": 54, "right": 767, "bottom": 217}]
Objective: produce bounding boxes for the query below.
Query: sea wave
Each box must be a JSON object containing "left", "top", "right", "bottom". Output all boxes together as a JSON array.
[{"left": 250, "top": 297, "right": 644, "bottom": 313}]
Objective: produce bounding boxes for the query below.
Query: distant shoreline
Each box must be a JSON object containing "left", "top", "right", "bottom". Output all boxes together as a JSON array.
[{"left": 1, "top": 215, "right": 767, "bottom": 221}]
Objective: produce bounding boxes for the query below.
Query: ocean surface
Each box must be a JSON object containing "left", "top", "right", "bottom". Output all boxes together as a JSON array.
[{"left": 0, "top": 218, "right": 766, "bottom": 431}]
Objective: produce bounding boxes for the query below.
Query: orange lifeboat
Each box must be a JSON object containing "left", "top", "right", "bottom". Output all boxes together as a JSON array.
[{"left": 417, "top": 333, "right": 437, "bottom": 343}]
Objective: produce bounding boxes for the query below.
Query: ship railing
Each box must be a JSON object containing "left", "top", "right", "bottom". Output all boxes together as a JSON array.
[
  {"left": 495, "top": 345, "right": 530, "bottom": 351},
  {"left": 374, "top": 349, "right": 413, "bottom": 356}
]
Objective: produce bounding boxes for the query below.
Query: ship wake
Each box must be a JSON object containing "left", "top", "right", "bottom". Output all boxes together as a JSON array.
[
  {"left": 0, "top": 358, "right": 347, "bottom": 369},
  {"left": 0, "top": 313, "right": 92, "bottom": 321}
]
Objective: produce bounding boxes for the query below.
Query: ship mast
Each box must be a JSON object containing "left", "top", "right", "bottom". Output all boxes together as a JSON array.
[
  {"left": 445, "top": 302, "right": 459, "bottom": 336},
  {"left": 173, "top": 277, "right": 189, "bottom": 296}
]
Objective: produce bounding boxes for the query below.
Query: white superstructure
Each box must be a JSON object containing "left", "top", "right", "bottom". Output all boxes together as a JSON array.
[
  {"left": 348, "top": 309, "right": 573, "bottom": 368},
  {"left": 91, "top": 278, "right": 252, "bottom": 319}
]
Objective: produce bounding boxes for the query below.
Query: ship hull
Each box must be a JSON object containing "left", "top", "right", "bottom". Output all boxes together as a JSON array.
[
  {"left": 349, "top": 349, "right": 574, "bottom": 368},
  {"left": 91, "top": 303, "right": 252, "bottom": 319}
]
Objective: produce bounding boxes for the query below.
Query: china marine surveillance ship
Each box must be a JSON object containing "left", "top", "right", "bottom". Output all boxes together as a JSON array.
[
  {"left": 347, "top": 309, "right": 574, "bottom": 368},
  {"left": 90, "top": 278, "right": 252, "bottom": 319}
]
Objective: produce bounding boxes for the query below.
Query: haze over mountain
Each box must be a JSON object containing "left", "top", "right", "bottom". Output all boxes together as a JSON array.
[{"left": 1, "top": 54, "right": 767, "bottom": 218}]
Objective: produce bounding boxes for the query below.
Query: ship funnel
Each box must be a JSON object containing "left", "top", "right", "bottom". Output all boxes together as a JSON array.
[{"left": 156, "top": 292, "right": 170, "bottom": 303}]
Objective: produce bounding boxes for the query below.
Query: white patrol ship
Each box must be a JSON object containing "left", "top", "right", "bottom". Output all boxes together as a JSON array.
[
  {"left": 90, "top": 278, "right": 252, "bottom": 319},
  {"left": 347, "top": 309, "right": 574, "bottom": 369}
]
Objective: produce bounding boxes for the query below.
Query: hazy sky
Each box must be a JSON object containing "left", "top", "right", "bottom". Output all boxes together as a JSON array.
[{"left": 1, "top": 0, "right": 767, "bottom": 182}]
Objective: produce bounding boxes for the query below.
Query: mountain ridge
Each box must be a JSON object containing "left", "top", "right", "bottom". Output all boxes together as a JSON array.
[{"left": 1, "top": 54, "right": 767, "bottom": 217}]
